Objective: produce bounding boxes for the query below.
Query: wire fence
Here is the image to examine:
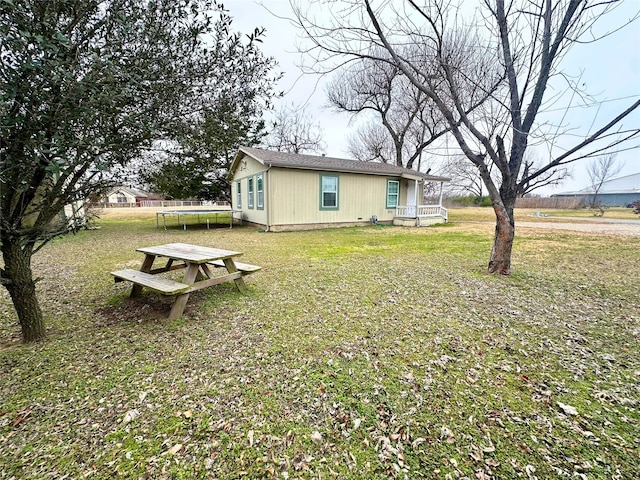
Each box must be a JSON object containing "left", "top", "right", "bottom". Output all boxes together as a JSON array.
[{"left": 90, "top": 200, "right": 230, "bottom": 209}]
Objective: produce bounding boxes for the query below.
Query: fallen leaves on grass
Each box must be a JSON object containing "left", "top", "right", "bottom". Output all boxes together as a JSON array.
[
  {"left": 1, "top": 223, "right": 639, "bottom": 479},
  {"left": 557, "top": 402, "right": 578, "bottom": 416}
]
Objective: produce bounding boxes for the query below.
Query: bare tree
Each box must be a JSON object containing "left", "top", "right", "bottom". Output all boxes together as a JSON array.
[
  {"left": 346, "top": 121, "right": 397, "bottom": 164},
  {"left": 444, "top": 155, "right": 487, "bottom": 198},
  {"left": 586, "top": 153, "right": 622, "bottom": 210},
  {"left": 519, "top": 151, "right": 571, "bottom": 196},
  {"left": 292, "top": 0, "right": 640, "bottom": 274},
  {"left": 444, "top": 150, "right": 567, "bottom": 198},
  {"left": 263, "top": 103, "right": 325, "bottom": 154},
  {"left": 327, "top": 52, "right": 450, "bottom": 170}
]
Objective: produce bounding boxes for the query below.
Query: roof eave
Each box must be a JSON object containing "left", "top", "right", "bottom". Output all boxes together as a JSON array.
[
  {"left": 400, "top": 173, "right": 423, "bottom": 181},
  {"left": 266, "top": 162, "right": 449, "bottom": 182},
  {"left": 228, "top": 147, "right": 268, "bottom": 180},
  {"left": 226, "top": 150, "right": 244, "bottom": 180},
  {"left": 264, "top": 162, "right": 387, "bottom": 176},
  {"left": 404, "top": 173, "right": 451, "bottom": 182}
]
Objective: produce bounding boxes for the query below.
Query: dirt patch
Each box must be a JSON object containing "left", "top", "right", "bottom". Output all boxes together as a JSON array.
[{"left": 94, "top": 299, "right": 173, "bottom": 326}]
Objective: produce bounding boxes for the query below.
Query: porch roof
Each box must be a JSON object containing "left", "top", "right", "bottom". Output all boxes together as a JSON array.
[{"left": 231, "top": 146, "right": 450, "bottom": 182}]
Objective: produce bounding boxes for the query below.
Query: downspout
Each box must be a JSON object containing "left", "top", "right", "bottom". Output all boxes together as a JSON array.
[{"left": 265, "top": 164, "right": 271, "bottom": 232}]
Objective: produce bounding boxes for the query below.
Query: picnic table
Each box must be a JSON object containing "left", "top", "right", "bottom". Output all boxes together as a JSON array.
[{"left": 111, "top": 242, "right": 260, "bottom": 319}]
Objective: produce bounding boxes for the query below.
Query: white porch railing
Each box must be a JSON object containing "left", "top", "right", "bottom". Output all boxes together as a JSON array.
[{"left": 395, "top": 205, "right": 448, "bottom": 221}]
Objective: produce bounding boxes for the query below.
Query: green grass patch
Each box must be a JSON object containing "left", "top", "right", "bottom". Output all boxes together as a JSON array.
[{"left": 0, "top": 208, "right": 638, "bottom": 478}]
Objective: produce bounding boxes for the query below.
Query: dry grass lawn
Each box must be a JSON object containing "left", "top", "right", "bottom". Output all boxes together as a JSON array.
[{"left": 0, "top": 207, "right": 638, "bottom": 479}]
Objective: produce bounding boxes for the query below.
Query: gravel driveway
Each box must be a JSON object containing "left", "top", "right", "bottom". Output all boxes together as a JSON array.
[{"left": 517, "top": 218, "right": 640, "bottom": 236}]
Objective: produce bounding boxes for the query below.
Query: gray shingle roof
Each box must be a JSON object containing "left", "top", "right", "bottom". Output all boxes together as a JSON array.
[
  {"left": 112, "top": 186, "right": 150, "bottom": 198},
  {"left": 236, "top": 146, "right": 450, "bottom": 182}
]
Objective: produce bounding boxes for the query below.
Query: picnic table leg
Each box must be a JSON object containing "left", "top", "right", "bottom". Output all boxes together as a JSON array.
[
  {"left": 168, "top": 262, "right": 200, "bottom": 319},
  {"left": 223, "top": 258, "right": 247, "bottom": 293},
  {"left": 195, "top": 269, "right": 205, "bottom": 281},
  {"left": 131, "top": 254, "right": 156, "bottom": 297},
  {"left": 201, "top": 263, "right": 215, "bottom": 279}
]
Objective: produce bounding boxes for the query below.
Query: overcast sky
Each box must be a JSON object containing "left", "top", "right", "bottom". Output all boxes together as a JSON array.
[{"left": 226, "top": 0, "right": 640, "bottom": 194}]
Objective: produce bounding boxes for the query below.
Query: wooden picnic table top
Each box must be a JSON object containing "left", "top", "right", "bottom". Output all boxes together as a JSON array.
[
  {"left": 112, "top": 242, "right": 259, "bottom": 319},
  {"left": 136, "top": 242, "right": 242, "bottom": 264}
]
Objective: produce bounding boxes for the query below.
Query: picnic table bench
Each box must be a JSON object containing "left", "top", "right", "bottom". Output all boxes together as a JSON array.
[
  {"left": 110, "top": 269, "right": 190, "bottom": 295},
  {"left": 111, "top": 243, "right": 260, "bottom": 319},
  {"left": 208, "top": 259, "right": 261, "bottom": 273}
]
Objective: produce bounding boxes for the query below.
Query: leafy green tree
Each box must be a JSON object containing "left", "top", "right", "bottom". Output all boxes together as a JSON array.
[
  {"left": 139, "top": 19, "right": 280, "bottom": 202},
  {"left": 0, "top": 0, "right": 277, "bottom": 342},
  {"left": 142, "top": 90, "right": 275, "bottom": 201}
]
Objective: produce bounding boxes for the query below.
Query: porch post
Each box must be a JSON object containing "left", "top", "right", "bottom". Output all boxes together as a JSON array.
[{"left": 438, "top": 181, "right": 444, "bottom": 206}]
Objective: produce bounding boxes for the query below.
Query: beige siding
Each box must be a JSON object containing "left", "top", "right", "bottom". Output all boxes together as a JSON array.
[
  {"left": 231, "top": 155, "right": 268, "bottom": 226},
  {"left": 400, "top": 179, "right": 409, "bottom": 205},
  {"left": 230, "top": 154, "right": 417, "bottom": 229},
  {"left": 268, "top": 168, "right": 400, "bottom": 227},
  {"left": 234, "top": 155, "right": 266, "bottom": 178},
  {"left": 228, "top": 149, "right": 448, "bottom": 230}
]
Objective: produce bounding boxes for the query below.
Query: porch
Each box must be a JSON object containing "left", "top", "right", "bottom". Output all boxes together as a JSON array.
[
  {"left": 393, "top": 205, "right": 448, "bottom": 226},
  {"left": 392, "top": 176, "right": 449, "bottom": 226}
]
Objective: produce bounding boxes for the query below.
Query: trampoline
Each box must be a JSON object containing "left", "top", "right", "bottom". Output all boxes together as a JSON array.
[{"left": 155, "top": 209, "right": 239, "bottom": 230}]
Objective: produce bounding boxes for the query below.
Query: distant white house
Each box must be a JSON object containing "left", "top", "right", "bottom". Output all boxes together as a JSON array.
[
  {"left": 105, "top": 186, "right": 162, "bottom": 206},
  {"left": 552, "top": 172, "right": 640, "bottom": 207}
]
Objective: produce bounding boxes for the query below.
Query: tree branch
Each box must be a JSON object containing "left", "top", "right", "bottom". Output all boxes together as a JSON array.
[{"left": 521, "top": 99, "right": 640, "bottom": 186}]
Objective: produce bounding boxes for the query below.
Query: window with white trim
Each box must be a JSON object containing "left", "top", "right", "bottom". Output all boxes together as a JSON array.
[
  {"left": 248, "top": 177, "right": 254, "bottom": 209},
  {"left": 386, "top": 179, "right": 400, "bottom": 208},
  {"left": 236, "top": 181, "right": 242, "bottom": 208},
  {"left": 256, "top": 173, "right": 264, "bottom": 209},
  {"left": 320, "top": 175, "right": 339, "bottom": 210}
]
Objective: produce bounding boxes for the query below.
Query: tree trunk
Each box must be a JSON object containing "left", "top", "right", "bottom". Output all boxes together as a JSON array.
[
  {"left": 488, "top": 202, "right": 515, "bottom": 275},
  {"left": 2, "top": 240, "right": 45, "bottom": 342}
]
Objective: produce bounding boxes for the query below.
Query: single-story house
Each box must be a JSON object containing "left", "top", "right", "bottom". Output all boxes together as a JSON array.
[
  {"left": 105, "top": 186, "right": 162, "bottom": 206},
  {"left": 227, "top": 146, "right": 450, "bottom": 232},
  {"left": 551, "top": 172, "right": 640, "bottom": 207}
]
